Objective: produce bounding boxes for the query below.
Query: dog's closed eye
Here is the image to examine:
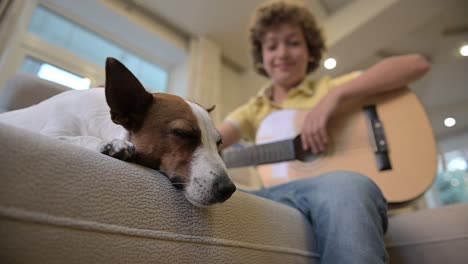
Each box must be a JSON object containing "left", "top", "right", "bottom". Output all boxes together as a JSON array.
[
  {"left": 169, "top": 119, "right": 200, "bottom": 139},
  {"left": 171, "top": 128, "right": 199, "bottom": 139}
]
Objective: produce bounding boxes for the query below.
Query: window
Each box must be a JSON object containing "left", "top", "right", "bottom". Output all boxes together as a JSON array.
[
  {"left": 21, "top": 56, "right": 90, "bottom": 90},
  {"left": 26, "top": 5, "right": 168, "bottom": 92},
  {"left": 429, "top": 150, "right": 468, "bottom": 207}
]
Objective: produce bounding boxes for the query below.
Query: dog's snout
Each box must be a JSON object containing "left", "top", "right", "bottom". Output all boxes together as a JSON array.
[{"left": 212, "top": 177, "right": 236, "bottom": 203}]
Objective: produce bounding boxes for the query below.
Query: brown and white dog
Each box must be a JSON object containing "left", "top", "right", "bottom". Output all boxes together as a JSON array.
[{"left": 0, "top": 57, "right": 236, "bottom": 207}]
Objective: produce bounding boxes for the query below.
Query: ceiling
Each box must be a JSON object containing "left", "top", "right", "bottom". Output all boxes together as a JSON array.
[
  {"left": 130, "top": 0, "right": 347, "bottom": 69},
  {"left": 318, "top": 0, "right": 352, "bottom": 14},
  {"left": 130, "top": 0, "right": 466, "bottom": 71}
]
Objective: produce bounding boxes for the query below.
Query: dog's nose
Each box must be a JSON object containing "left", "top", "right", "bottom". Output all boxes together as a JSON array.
[{"left": 212, "top": 177, "right": 236, "bottom": 203}]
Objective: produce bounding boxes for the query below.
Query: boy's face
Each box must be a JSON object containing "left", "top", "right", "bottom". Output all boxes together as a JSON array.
[{"left": 261, "top": 23, "right": 310, "bottom": 89}]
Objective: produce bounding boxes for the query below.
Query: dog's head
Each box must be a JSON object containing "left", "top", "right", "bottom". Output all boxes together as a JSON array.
[{"left": 104, "top": 57, "right": 236, "bottom": 207}]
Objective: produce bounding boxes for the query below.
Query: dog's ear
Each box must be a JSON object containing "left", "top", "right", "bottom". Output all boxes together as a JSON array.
[
  {"left": 206, "top": 105, "right": 216, "bottom": 113},
  {"left": 105, "top": 57, "right": 153, "bottom": 131}
]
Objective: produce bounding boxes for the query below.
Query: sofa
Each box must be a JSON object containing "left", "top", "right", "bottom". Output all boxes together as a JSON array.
[{"left": 0, "top": 73, "right": 467, "bottom": 263}]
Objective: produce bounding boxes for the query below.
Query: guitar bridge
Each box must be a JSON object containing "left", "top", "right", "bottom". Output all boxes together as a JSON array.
[{"left": 363, "top": 105, "right": 392, "bottom": 171}]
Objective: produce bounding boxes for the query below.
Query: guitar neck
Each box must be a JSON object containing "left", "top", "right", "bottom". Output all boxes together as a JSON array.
[{"left": 222, "top": 137, "right": 299, "bottom": 168}]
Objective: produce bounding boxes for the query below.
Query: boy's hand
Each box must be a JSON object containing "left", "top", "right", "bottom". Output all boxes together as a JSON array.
[{"left": 301, "top": 91, "right": 340, "bottom": 154}]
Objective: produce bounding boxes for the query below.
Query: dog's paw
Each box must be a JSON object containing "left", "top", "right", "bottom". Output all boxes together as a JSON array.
[{"left": 99, "top": 139, "right": 136, "bottom": 162}]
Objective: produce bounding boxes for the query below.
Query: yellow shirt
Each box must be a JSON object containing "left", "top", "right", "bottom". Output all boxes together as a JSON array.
[{"left": 225, "top": 72, "right": 361, "bottom": 141}]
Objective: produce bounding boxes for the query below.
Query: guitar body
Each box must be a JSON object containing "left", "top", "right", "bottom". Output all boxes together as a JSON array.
[{"left": 255, "top": 89, "right": 438, "bottom": 204}]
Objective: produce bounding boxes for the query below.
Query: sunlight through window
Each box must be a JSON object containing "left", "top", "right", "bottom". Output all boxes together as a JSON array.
[{"left": 37, "top": 64, "right": 90, "bottom": 90}]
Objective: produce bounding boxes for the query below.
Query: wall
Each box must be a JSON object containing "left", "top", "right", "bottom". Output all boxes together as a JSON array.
[
  {"left": 0, "top": 0, "right": 35, "bottom": 88},
  {"left": 438, "top": 132, "right": 468, "bottom": 154},
  {"left": 218, "top": 63, "right": 267, "bottom": 124},
  {"left": 0, "top": 0, "right": 22, "bottom": 59}
]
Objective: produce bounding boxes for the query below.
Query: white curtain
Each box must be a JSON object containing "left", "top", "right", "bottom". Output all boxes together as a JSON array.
[{"left": 188, "top": 36, "right": 222, "bottom": 123}]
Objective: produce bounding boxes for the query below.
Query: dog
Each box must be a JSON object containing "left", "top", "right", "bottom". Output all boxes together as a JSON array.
[{"left": 0, "top": 57, "right": 236, "bottom": 207}]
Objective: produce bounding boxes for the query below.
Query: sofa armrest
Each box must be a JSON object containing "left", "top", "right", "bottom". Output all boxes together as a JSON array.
[
  {"left": 0, "top": 73, "right": 68, "bottom": 112},
  {"left": 0, "top": 123, "right": 317, "bottom": 263}
]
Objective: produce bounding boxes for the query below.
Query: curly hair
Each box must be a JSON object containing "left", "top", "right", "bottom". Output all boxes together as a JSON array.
[{"left": 249, "top": 0, "right": 326, "bottom": 77}]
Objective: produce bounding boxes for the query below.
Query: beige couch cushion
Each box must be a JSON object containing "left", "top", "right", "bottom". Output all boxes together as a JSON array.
[
  {"left": 0, "top": 123, "right": 318, "bottom": 263},
  {"left": 386, "top": 202, "right": 468, "bottom": 264}
]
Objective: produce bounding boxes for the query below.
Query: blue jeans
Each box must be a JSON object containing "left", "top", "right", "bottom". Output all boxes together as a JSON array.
[{"left": 248, "top": 171, "right": 388, "bottom": 264}]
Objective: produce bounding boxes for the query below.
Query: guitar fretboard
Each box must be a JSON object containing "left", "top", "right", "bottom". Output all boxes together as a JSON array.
[{"left": 222, "top": 138, "right": 296, "bottom": 168}]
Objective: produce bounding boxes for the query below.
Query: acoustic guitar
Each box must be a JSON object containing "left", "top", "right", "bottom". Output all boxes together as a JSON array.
[{"left": 222, "top": 88, "right": 438, "bottom": 204}]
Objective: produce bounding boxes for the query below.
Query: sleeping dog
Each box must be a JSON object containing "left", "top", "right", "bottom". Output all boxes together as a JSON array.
[{"left": 0, "top": 57, "right": 236, "bottom": 207}]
